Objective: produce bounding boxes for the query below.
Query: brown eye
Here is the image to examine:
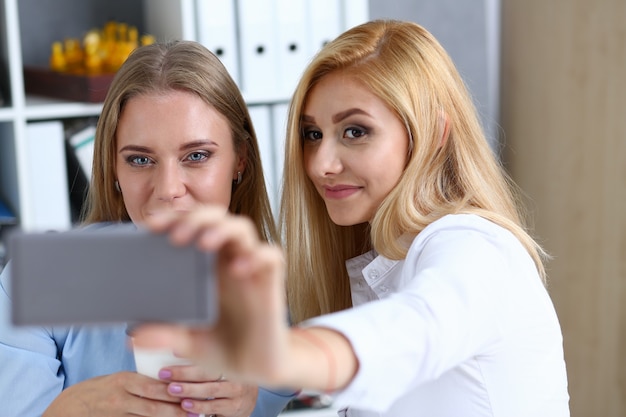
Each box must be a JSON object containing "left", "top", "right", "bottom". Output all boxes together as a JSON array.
[
  {"left": 344, "top": 127, "right": 367, "bottom": 139},
  {"left": 302, "top": 129, "right": 323, "bottom": 142}
]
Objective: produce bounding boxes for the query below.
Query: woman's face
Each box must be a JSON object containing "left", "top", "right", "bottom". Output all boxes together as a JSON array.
[
  {"left": 302, "top": 72, "right": 410, "bottom": 226},
  {"left": 115, "top": 90, "right": 244, "bottom": 225}
]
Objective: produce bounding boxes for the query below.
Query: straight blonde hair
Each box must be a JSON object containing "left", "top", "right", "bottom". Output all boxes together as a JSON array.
[{"left": 281, "top": 20, "right": 548, "bottom": 324}]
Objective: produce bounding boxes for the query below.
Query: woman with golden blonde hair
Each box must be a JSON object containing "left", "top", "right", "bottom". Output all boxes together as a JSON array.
[{"left": 133, "top": 21, "right": 570, "bottom": 416}]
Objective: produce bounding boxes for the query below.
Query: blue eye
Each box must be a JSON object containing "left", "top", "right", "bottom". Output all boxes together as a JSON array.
[
  {"left": 128, "top": 155, "right": 152, "bottom": 166},
  {"left": 187, "top": 151, "right": 209, "bottom": 162}
]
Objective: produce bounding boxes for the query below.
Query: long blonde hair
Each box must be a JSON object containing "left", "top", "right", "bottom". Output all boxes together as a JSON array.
[
  {"left": 82, "top": 40, "right": 277, "bottom": 243},
  {"left": 281, "top": 20, "right": 547, "bottom": 324}
]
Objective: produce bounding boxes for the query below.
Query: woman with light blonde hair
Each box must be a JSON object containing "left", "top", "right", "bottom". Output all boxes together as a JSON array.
[
  {"left": 85, "top": 40, "right": 276, "bottom": 243},
  {"left": 133, "top": 21, "right": 570, "bottom": 416}
]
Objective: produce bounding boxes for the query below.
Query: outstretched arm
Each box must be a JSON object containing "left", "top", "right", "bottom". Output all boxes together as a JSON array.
[{"left": 132, "top": 207, "right": 358, "bottom": 393}]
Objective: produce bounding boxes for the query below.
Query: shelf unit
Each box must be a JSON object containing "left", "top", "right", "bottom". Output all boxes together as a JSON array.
[{"left": 0, "top": 0, "right": 368, "bottom": 232}]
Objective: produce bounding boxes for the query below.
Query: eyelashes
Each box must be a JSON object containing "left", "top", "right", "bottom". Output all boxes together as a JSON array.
[
  {"left": 301, "top": 126, "right": 370, "bottom": 142},
  {"left": 344, "top": 126, "right": 367, "bottom": 139},
  {"left": 123, "top": 151, "right": 211, "bottom": 167},
  {"left": 126, "top": 155, "right": 153, "bottom": 166}
]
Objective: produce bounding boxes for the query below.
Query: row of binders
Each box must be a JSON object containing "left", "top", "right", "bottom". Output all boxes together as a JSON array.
[{"left": 195, "top": 0, "right": 369, "bottom": 102}]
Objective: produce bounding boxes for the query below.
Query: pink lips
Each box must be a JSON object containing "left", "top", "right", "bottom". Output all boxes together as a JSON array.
[{"left": 323, "top": 185, "right": 361, "bottom": 199}]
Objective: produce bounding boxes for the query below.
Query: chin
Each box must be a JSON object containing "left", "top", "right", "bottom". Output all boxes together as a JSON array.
[{"left": 328, "top": 214, "right": 366, "bottom": 227}]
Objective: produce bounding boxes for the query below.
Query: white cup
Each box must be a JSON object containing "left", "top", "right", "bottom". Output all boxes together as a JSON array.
[
  {"left": 132, "top": 344, "right": 192, "bottom": 380},
  {"left": 132, "top": 341, "right": 206, "bottom": 417}
]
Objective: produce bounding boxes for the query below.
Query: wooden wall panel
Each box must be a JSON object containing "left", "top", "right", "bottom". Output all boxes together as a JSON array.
[{"left": 500, "top": 0, "right": 626, "bottom": 416}]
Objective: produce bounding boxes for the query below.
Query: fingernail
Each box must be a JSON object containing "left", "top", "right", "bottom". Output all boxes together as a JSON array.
[
  {"left": 158, "top": 369, "right": 172, "bottom": 380},
  {"left": 182, "top": 399, "right": 194, "bottom": 409},
  {"left": 168, "top": 383, "right": 183, "bottom": 394}
]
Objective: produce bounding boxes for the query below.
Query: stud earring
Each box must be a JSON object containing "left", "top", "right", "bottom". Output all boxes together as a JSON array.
[{"left": 114, "top": 180, "right": 121, "bottom": 192}]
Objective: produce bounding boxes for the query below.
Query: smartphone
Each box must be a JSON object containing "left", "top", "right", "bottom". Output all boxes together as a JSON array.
[{"left": 8, "top": 224, "right": 217, "bottom": 326}]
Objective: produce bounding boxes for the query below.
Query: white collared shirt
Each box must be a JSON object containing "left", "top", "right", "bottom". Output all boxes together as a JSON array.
[{"left": 305, "top": 214, "right": 569, "bottom": 417}]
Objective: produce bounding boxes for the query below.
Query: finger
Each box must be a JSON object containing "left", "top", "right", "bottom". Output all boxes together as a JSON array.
[
  {"left": 167, "top": 206, "right": 229, "bottom": 246},
  {"left": 167, "top": 379, "right": 239, "bottom": 400},
  {"left": 143, "top": 206, "right": 227, "bottom": 242},
  {"left": 192, "top": 213, "right": 260, "bottom": 255},
  {"left": 159, "top": 364, "right": 223, "bottom": 383},
  {"left": 142, "top": 209, "right": 185, "bottom": 231},
  {"left": 223, "top": 245, "right": 286, "bottom": 306},
  {"left": 129, "top": 396, "right": 184, "bottom": 416},
  {"left": 128, "top": 373, "right": 180, "bottom": 403},
  {"left": 181, "top": 396, "right": 248, "bottom": 417}
]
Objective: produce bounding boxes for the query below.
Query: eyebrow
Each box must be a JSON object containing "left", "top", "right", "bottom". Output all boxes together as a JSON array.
[
  {"left": 332, "top": 108, "right": 371, "bottom": 123},
  {"left": 301, "top": 108, "right": 371, "bottom": 124},
  {"left": 301, "top": 114, "right": 315, "bottom": 123},
  {"left": 118, "top": 140, "right": 218, "bottom": 154}
]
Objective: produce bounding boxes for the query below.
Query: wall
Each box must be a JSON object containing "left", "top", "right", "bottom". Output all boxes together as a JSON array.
[
  {"left": 368, "top": 0, "right": 501, "bottom": 150},
  {"left": 500, "top": 0, "right": 626, "bottom": 416}
]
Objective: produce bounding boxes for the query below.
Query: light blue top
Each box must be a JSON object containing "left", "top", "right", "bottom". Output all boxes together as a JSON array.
[{"left": 0, "top": 225, "right": 294, "bottom": 417}]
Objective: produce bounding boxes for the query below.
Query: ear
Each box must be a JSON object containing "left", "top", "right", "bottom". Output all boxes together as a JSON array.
[
  {"left": 438, "top": 111, "right": 450, "bottom": 148},
  {"left": 233, "top": 146, "right": 247, "bottom": 181}
]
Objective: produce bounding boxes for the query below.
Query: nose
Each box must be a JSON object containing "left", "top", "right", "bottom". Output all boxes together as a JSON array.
[
  {"left": 307, "top": 138, "right": 343, "bottom": 177},
  {"left": 154, "top": 161, "right": 186, "bottom": 201}
]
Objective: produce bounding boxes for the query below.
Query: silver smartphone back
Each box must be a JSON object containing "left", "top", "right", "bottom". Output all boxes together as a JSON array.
[{"left": 8, "top": 224, "right": 217, "bottom": 326}]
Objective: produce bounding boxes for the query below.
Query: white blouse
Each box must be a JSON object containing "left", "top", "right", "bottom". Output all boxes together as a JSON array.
[{"left": 305, "top": 214, "right": 570, "bottom": 417}]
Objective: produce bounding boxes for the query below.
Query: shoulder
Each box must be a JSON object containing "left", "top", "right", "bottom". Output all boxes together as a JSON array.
[
  {"left": 410, "top": 214, "right": 522, "bottom": 258},
  {"left": 403, "top": 214, "right": 537, "bottom": 284}
]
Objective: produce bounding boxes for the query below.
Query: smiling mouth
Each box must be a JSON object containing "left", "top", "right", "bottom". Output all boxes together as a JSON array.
[
  {"left": 147, "top": 209, "right": 190, "bottom": 216},
  {"left": 323, "top": 185, "right": 361, "bottom": 199}
]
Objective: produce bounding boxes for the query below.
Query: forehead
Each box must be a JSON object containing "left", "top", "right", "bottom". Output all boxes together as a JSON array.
[
  {"left": 303, "top": 72, "right": 394, "bottom": 120},
  {"left": 117, "top": 91, "right": 233, "bottom": 147}
]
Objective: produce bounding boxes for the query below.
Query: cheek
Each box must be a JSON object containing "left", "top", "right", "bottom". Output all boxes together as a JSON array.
[
  {"left": 189, "top": 170, "right": 233, "bottom": 206},
  {"left": 302, "top": 149, "right": 315, "bottom": 180},
  {"left": 372, "top": 153, "right": 407, "bottom": 196},
  {"left": 120, "top": 185, "right": 149, "bottom": 223}
]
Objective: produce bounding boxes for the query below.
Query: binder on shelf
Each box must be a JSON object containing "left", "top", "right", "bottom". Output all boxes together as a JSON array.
[
  {"left": 65, "top": 124, "right": 96, "bottom": 223},
  {"left": 195, "top": 0, "right": 240, "bottom": 86},
  {"left": 237, "top": 0, "right": 279, "bottom": 101},
  {"left": 68, "top": 124, "right": 96, "bottom": 181},
  {"left": 247, "top": 105, "right": 279, "bottom": 214},
  {"left": 23, "top": 121, "right": 71, "bottom": 232},
  {"left": 341, "top": 0, "right": 370, "bottom": 30},
  {"left": 306, "top": 0, "right": 342, "bottom": 56},
  {"left": 274, "top": 0, "right": 309, "bottom": 98}
]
